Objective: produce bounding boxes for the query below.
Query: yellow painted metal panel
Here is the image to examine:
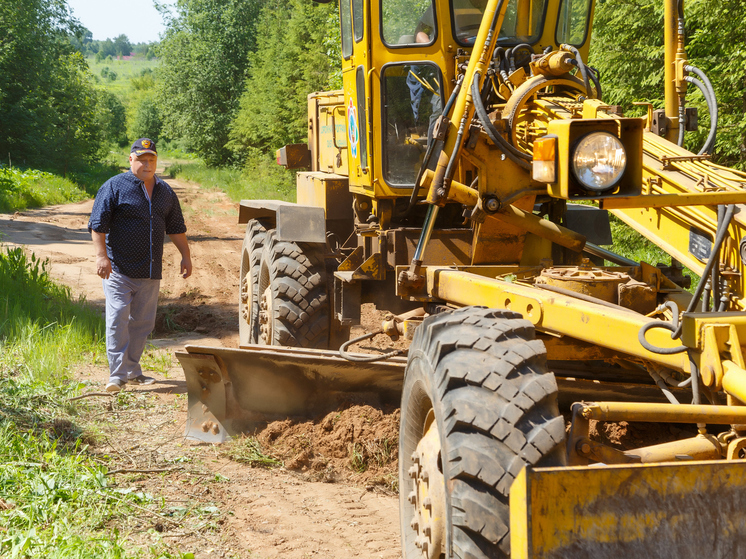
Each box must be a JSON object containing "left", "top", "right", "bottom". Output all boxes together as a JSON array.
[
  {"left": 426, "top": 267, "right": 691, "bottom": 371},
  {"left": 511, "top": 461, "right": 746, "bottom": 558}
]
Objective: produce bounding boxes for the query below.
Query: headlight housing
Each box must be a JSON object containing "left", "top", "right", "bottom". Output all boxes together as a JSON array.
[{"left": 571, "top": 132, "right": 627, "bottom": 192}]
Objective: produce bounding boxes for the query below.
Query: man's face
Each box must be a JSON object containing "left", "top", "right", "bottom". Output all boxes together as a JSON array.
[{"left": 130, "top": 153, "right": 157, "bottom": 182}]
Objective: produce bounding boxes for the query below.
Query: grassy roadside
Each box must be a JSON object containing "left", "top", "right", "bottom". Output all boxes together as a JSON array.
[
  {"left": 0, "top": 163, "right": 120, "bottom": 214},
  {"left": 165, "top": 155, "right": 295, "bottom": 203},
  {"left": 0, "top": 247, "right": 202, "bottom": 558}
]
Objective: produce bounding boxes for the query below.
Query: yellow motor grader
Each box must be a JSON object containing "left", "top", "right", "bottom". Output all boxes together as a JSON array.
[{"left": 178, "top": 0, "right": 746, "bottom": 556}]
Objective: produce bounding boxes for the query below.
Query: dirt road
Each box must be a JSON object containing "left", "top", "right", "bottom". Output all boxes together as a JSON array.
[{"left": 0, "top": 173, "right": 402, "bottom": 558}]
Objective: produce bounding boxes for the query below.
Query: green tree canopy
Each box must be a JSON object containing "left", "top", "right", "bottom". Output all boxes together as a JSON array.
[
  {"left": 0, "top": 0, "right": 105, "bottom": 171},
  {"left": 228, "top": 0, "right": 340, "bottom": 158},
  {"left": 156, "top": 0, "right": 263, "bottom": 166},
  {"left": 590, "top": 0, "right": 746, "bottom": 168}
]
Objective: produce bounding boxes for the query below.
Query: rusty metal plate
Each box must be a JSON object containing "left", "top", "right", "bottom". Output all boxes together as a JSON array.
[{"left": 511, "top": 460, "right": 746, "bottom": 558}]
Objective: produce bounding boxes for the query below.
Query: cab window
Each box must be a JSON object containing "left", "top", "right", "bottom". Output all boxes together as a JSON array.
[
  {"left": 555, "top": 0, "right": 592, "bottom": 46},
  {"left": 382, "top": 62, "right": 442, "bottom": 186},
  {"left": 353, "top": 0, "right": 364, "bottom": 42},
  {"left": 341, "top": 0, "right": 353, "bottom": 58},
  {"left": 381, "top": 0, "right": 436, "bottom": 46},
  {"left": 452, "top": 0, "right": 548, "bottom": 46}
]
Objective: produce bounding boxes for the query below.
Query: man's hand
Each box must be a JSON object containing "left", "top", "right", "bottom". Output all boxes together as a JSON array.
[
  {"left": 91, "top": 231, "right": 112, "bottom": 279},
  {"left": 180, "top": 255, "right": 193, "bottom": 279},
  {"left": 96, "top": 255, "right": 112, "bottom": 279},
  {"left": 170, "top": 233, "right": 192, "bottom": 279}
]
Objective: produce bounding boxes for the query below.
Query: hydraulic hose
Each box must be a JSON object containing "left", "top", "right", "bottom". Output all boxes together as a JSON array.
[
  {"left": 562, "top": 44, "right": 594, "bottom": 99},
  {"left": 405, "top": 75, "right": 464, "bottom": 215},
  {"left": 672, "top": 203, "right": 735, "bottom": 339},
  {"left": 587, "top": 66, "right": 603, "bottom": 101},
  {"left": 339, "top": 330, "right": 404, "bottom": 362},
  {"left": 471, "top": 74, "right": 532, "bottom": 170},
  {"left": 508, "top": 43, "right": 533, "bottom": 72},
  {"left": 684, "top": 66, "right": 718, "bottom": 155}
]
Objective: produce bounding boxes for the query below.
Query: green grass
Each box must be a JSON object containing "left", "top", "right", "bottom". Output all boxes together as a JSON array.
[
  {"left": 0, "top": 247, "right": 142, "bottom": 557},
  {"left": 165, "top": 155, "right": 296, "bottom": 203},
  {"left": 87, "top": 57, "right": 159, "bottom": 97},
  {"left": 0, "top": 247, "right": 105, "bottom": 382},
  {"left": 0, "top": 162, "right": 121, "bottom": 214}
]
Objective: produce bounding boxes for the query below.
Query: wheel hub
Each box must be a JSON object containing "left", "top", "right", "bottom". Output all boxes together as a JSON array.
[
  {"left": 240, "top": 274, "right": 250, "bottom": 323},
  {"left": 258, "top": 286, "right": 273, "bottom": 344},
  {"left": 407, "top": 410, "right": 445, "bottom": 559}
]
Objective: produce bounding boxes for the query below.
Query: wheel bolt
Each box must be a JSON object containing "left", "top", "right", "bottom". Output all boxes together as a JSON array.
[
  {"left": 410, "top": 519, "right": 419, "bottom": 531},
  {"left": 408, "top": 465, "right": 419, "bottom": 478},
  {"left": 408, "top": 491, "right": 417, "bottom": 504},
  {"left": 423, "top": 497, "right": 432, "bottom": 509}
]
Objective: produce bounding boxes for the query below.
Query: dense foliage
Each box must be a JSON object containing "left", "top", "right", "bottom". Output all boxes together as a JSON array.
[
  {"left": 155, "top": 0, "right": 263, "bottom": 166},
  {"left": 0, "top": 0, "right": 126, "bottom": 174},
  {"left": 228, "top": 0, "right": 339, "bottom": 159},
  {"left": 590, "top": 0, "right": 746, "bottom": 168}
]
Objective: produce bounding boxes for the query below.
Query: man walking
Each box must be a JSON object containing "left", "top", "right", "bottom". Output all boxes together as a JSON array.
[{"left": 89, "top": 138, "right": 192, "bottom": 393}]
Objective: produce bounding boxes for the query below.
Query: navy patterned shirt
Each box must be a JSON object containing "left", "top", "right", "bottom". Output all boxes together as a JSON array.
[{"left": 88, "top": 171, "right": 187, "bottom": 279}]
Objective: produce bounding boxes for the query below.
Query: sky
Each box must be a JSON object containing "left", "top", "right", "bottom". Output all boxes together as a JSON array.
[{"left": 66, "top": 0, "right": 176, "bottom": 44}]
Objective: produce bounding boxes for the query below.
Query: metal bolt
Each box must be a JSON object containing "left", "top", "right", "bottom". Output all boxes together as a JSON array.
[
  {"left": 421, "top": 470, "right": 429, "bottom": 482},
  {"left": 411, "top": 452, "right": 420, "bottom": 463},
  {"left": 410, "top": 519, "right": 419, "bottom": 531},
  {"left": 421, "top": 541, "right": 429, "bottom": 553},
  {"left": 423, "top": 525, "right": 431, "bottom": 537},
  {"left": 201, "top": 421, "right": 211, "bottom": 432},
  {"left": 580, "top": 442, "right": 591, "bottom": 455},
  {"left": 423, "top": 497, "right": 432, "bottom": 509},
  {"left": 484, "top": 197, "right": 500, "bottom": 212},
  {"left": 415, "top": 537, "right": 423, "bottom": 549},
  {"left": 408, "top": 465, "right": 419, "bottom": 479},
  {"left": 408, "top": 491, "right": 417, "bottom": 504},
  {"left": 211, "top": 423, "right": 220, "bottom": 435}
]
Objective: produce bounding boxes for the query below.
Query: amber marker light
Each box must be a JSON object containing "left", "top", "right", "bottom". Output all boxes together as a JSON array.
[{"left": 532, "top": 135, "right": 557, "bottom": 183}]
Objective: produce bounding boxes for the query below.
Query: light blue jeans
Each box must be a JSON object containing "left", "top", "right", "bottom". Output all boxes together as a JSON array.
[{"left": 103, "top": 271, "right": 160, "bottom": 383}]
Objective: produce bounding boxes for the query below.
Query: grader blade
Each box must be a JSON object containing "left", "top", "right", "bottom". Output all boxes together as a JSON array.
[
  {"left": 511, "top": 460, "right": 746, "bottom": 558},
  {"left": 176, "top": 344, "right": 407, "bottom": 442}
]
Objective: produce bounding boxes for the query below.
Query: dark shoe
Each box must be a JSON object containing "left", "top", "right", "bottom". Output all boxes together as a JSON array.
[
  {"left": 128, "top": 375, "right": 155, "bottom": 386},
  {"left": 106, "top": 379, "right": 126, "bottom": 393}
]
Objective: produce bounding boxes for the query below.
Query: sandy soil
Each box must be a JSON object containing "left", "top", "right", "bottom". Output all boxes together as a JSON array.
[{"left": 0, "top": 171, "right": 402, "bottom": 558}]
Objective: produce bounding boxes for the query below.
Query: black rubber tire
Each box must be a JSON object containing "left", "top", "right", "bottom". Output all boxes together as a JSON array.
[
  {"left": 258, "top": 231, "right": 330, "bottom": 348},
  {"left": 239, "top": 220, "right": 267, "bottom": 345},
  {"left": 399, "top": 307, "right": 566, "bottom": 559}
]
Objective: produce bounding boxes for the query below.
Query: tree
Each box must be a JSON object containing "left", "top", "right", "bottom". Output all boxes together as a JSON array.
[
  {"left": 590, "top": 0, "right": 746, "bottom": 168},
  {"left": 130, "top": 99, "right": 164, "bottom": 144},
  {"left": 113, "top": 34, "right": 132, "bottom": 57},
  {"left": 0, "top": 0, "right": 106, "bottom": 171},
  {"left": 228, "top": 0, "right": 340, "bottom": 158},
  {"left": 97, "top": 90, "right": 128, "bottom": 147},
  {"left": 156, "top": 0, "right": 263, "bottom": 166}
]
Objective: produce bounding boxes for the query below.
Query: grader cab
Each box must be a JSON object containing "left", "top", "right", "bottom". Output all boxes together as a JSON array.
[{"left": 178, "top": 0, "right": 746, "bottom": 556}]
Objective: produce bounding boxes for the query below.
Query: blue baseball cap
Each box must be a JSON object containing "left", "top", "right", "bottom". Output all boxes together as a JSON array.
[{"left": 131, "top": 138, "right": 157, "bottom": 156}]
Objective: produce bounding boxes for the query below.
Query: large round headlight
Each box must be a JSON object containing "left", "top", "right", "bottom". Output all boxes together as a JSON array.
[{"left": 571, "top": 132, "right": 626, "bottom": 192}]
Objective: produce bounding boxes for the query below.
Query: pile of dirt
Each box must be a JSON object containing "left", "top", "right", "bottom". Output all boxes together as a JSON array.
[
  {"left": 256, "top": 404, "right": 401, "bottom": 489},
  {"left": 589, "top": 420, "right": 697, "bottom": 450}
]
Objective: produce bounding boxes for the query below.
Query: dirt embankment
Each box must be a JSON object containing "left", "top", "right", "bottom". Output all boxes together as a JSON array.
[{"left": 0, "top": 171, "right": 402, "bottom": 558}]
